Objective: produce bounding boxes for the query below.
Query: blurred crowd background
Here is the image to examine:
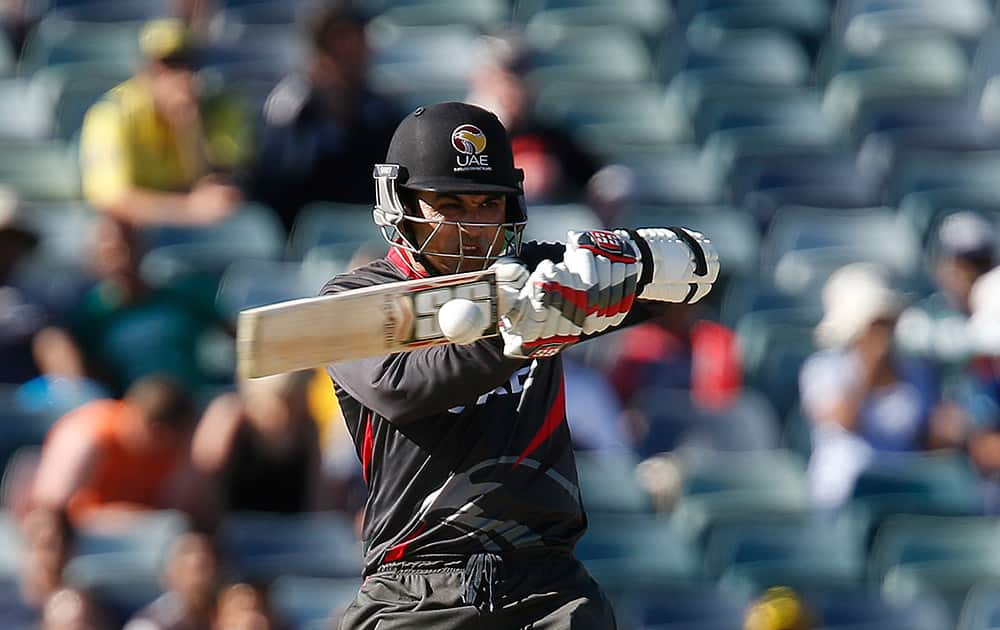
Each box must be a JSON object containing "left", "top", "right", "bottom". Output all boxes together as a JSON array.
[{"left": 2, "top": 0, "right": 1000, "bottom": 629}]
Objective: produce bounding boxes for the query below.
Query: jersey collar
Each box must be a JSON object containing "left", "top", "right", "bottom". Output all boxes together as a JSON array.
[{"left": 387, "top": 245, "right": 429, "bottom": 279}]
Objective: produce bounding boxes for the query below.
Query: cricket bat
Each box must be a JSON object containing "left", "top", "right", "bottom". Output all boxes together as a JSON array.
[{"left": 237, "top": 269, "right": 504, "bottom": 378}]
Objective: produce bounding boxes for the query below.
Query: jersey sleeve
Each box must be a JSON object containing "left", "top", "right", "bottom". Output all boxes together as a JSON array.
[
  {"left": 80, "top": 100, "right": 133, "bottom": 208},
  {"left": 328, "top": 337, "right": 527, "bottom": 425}
]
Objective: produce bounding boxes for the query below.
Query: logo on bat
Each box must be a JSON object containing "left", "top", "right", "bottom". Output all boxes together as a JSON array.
[{"left": 451, "top": 124, "right": 487, "bottom": 155}]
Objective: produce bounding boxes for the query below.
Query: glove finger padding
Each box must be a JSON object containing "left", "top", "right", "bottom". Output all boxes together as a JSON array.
[
  {"left": 499, "top": 259, "right": 584, "bottom": 359},
  {"left": 563, "top": 230, "right": 641, "bottom": 335}
]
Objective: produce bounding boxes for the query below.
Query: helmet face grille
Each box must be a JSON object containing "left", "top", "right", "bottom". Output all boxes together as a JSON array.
[{"left": 373, "top": 162, "right": 526, "bottom": 273}]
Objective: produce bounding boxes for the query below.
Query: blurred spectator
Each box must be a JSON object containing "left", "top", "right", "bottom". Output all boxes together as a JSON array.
[
  {"left": 192, "top": 373, "right": 322, "bottom": 513},
  {"left": 40, "top": 587, "right": 112, "bottom": 630},
  {"left": 744, "top": 587, "right": 815, "bottom": 630},
  {"left": 606, "top": 302, "right": 742, "bottom": 410},
  {"left": 0, "top": 0, "right": 37, "bottom": 57},
  {"left": 79, "top": 19, "right": 249, "bottom": 227},
  {"left": 124, "top": 532, "right": 221, "bottom": 630},
  {"left": 898, "top": 211, "right": 997, "bottom": 368},
  {"left": 250, "top": 1, "right": 401, "bottom": 230},
  {"left": 54, "top": 218, "right": 230, "bottom": 395},
  {"left": 0, "top": 196, "right": 46, "bottom": 383},
  {"left": 466, "top": 34, "right": 598, "bottom": 203},
  {"left": 211, "top": 583, "right": 282, "bottom": 630},
  {"left": 800, "top": 264, "right": 941, "bottom": 510},
  {"left": 171, "top": 0, "right": 223, "bottom": 42},
  {"left": 0, "top": 508, "right": 76, "bottom": 628},
  {"left": 16, "top": 327, "right": 109, "bottom": 420},
  {"left": 939, "top": 267, "right": 1000, "bottom": 509},
  {"left": 31, "top": 376, "right": 208, "bottom": 527}
]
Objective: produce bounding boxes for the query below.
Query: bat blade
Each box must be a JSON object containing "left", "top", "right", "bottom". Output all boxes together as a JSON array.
[{"left": 237, "top": 269, "right": 501, "bottom": 378}]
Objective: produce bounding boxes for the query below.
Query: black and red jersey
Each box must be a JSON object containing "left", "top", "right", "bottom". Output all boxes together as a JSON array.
[{"left": 324, "top": 242, "right": 664, "bottom": 577}]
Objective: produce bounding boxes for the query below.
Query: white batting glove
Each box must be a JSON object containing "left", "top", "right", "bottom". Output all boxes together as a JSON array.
[
  {"left": 615, "top": 227, "right": 720, "bottom": 304},
  {"left": 493, "top": 258, "right": 584, "bottom": 359},
  {"left": 562, "top": 230, "right": 641, "bottom": 334}
]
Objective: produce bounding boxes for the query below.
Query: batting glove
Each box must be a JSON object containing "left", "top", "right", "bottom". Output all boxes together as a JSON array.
[
  {"left": 615, "top": 227, "right": 720, "bottom": 304},
  {"left": 493, "top": 258, "right": 584, "bottom": 359},
  {"left": 562, "top": 230, "right": 641, "bottom": 334}
]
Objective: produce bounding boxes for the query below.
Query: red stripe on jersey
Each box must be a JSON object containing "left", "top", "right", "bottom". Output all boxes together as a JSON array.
[
  {"left": 513, "top": 376, "right": 566, "bottom": 468},
  {"left": 362, "top": 413, "right": 374, "bottom": 484},
  {"left": 387, "top": 246, "right": 427, "bottom": 279},
  {"left": 383, "top": 521, "right": 427, "bottom": 562}
]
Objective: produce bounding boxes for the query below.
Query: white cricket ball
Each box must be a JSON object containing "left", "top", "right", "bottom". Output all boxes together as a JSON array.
[{"left": 438, "top": 298, "right": 487, "bottom": 345}]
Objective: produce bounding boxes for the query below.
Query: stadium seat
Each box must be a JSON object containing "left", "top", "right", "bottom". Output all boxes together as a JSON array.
[
  {"left": 760, "top": 206, "right": 922, "bottom": 291},
  {"left": 0, "top": 140, "right": 80, "bottom": 201},
  {"left": 220, "top": 511, "right": 362, "bottom": 581},
  {"left": 573, "top": 449, "right": 651, "bottom": 514},
  {"left": 957, "top": 581, "right": 1000, "bottom": 630},
  {"left": 662, "top": 29, "right": 811, "bottom": 115},
  {"left": 576, "top": 512, "right": 701, "bottom": 590},
  {"left": 668, "top": 449, "right": 810, "bottom": 544},
  {"left": 31, "top": 61, "right": 133, "bottom": 141},
  {"left": 287, "top": 202, "right": 378, "bottom": 260},
  {"left": 705, "top": 515, "right": 865, "bottom": 587},
  {"left": 523, "top": 25, "right": 653, "bottom": 85},
  {"left": 798, "top": 586, "right": 951, "bottom": 630},
  {"left": 215, "top": 259, "right": 324, "bottom": 322},
  {"left": 533, "top": 82, "right": 691, "bottom": 157},
  {"left": 873, "top": 516, "right": 1000, "bottom": 625},
  {"left": 604, "top": 146, "right": 725, "bottom": 206},
  {"left": 522, "top": 1, "right": 671, "bottom": 43},
  {"left": 887, "top": 149, "right": 1000, "bottom": 208},
  {"left": 368, "top": 25, "right": 481, "bottom": 97},
  {"left": 369, "top": 0, "right": 510, "bottom": 30},
  {"left": 140, "top": 203, "right": 286, "bottom": 286},
  {"left": 0, "top": 386, "right": 60, "bottom": 473},
  {"left": 820, "top": 36, "right": 970, "bottom": 131},
  {"left": 19, "top": 18, "right": 144, "bottom": 75},
  {"left": 846, "top": 453, "right": 986, "bottom": 550},
  {"left": 897, "top": 189, "right": 1000, "bottom": 249},
  {"left": 631, "top": 387, "right": 781, "bottom": 457},
  {"left": 831, "top": 0, "right": 991, "bottom": 54},
  {"left": 271, "top": 575, "right": 362, "bottom": 629},
  {"left": 684, "top": 0, "right": 830, "bottom": 58},
  {"left": 613, "top": 584, "right": 750, "bottom": 630}
]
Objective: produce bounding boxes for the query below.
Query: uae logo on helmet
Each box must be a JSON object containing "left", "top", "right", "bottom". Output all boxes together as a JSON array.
[{"left": 451, "top": 124, "right": 487, "bottom": 155}]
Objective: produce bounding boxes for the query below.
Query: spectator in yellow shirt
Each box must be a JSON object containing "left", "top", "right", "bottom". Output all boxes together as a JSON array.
[{"left": 80, "top": 19, "right": 250, "bottom": 226}]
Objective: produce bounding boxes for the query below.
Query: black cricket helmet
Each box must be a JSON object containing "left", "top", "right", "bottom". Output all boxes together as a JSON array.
[{"left": 373, "top": 102, "right": 527, "bottom": 271}]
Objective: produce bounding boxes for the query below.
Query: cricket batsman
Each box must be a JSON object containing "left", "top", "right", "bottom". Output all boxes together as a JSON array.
[{"left": 325, "top": 102, "right": 719, "bottom": 629}]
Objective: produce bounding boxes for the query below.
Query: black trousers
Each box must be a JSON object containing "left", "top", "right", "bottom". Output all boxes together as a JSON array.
[{"left": 338, "top": 550, "right": 618, "bottom": 630}]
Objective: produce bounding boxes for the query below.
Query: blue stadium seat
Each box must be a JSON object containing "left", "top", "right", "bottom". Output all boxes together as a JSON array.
[
  {"left": 140, "top": 203, "right": 286, "bottom": 286},
  {"left": 631, "top": 387, "right": 781, "bottom": 457},
  {"left": 607, "top": 146, "right": 725, "bottom": 206},
  {"left": 760, "top": 206, "right": 922, "bottom": 293},
  {"left": 897, "top": 190, "right": 1000, "bottom": 250},
  {"left": 0, "top": 141, "right": 81, "bottom": 201},
  {"left": 668, "top": 449, "right": 810, "bottom": 544},
  {"left": 523, "top": 25, "right": 653, "bottom": 84},
  {"left": 533, "top": 82, "right": 691, "bottom": 157},
  {"left": 272, "top": 575, "right": 361, "bottom": 629},
  {"left": 220, "top": 512, "right": 362, "bottom": 581},
  {"left": 831, "top": 0, "right": 991, "bottom": 53},
  {"left": 576, "top": 512, "right": 701, "bottom": 591},
  {"left": 705, "top": 515, "right": 865, "bottom": 585},
  {"left": 19, "top": 18, "right": 144, "bottom": 75},
  {"left": 958, "top": 581, "right": 1000, "bottom": 630},
  {"left": 368, "top": 25, "right": 480, "bottom": 97},
  {"left": 370, "top": 0, "right": 511, "bottom": 30},
  {"left": 215, "top": 259, "right": 323, "bottom": 322},
  {"left": 573, "top": 449, "right": 651, "bottom": 514},
  {"left": 287, "top": 202, "right": 378, "bottom": 260},
  {"left": 614, "top": 584, "right": 750, "bottom": 630},
  {"left": 799, "top": 586, "right": 951, "bottom": 630},
  {"left": 873, "top": 515, "right": 1000, "bottom": 625}
]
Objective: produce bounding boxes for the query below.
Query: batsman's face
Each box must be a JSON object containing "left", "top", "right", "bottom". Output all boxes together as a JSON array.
[{"left": 410, "top": 190, "right": 507, "bottom": 274}]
